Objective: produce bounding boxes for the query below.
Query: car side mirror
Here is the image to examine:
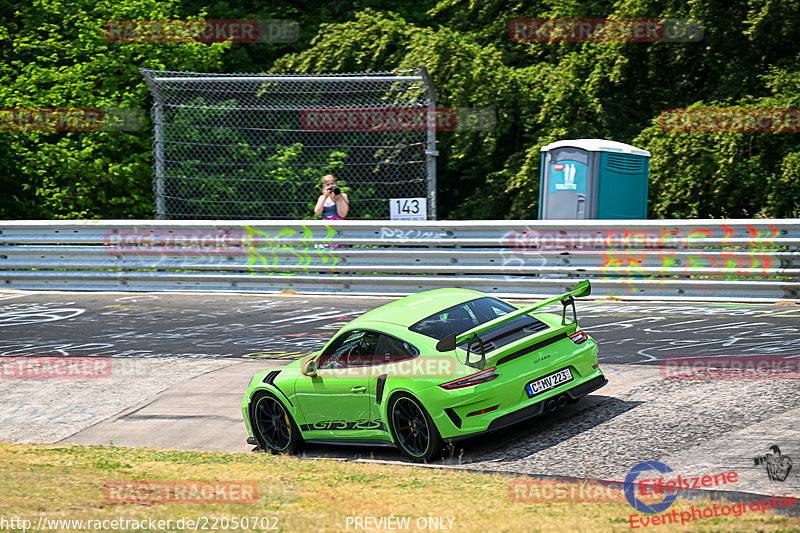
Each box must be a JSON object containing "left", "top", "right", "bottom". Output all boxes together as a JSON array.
[
  {"left": 436, "top": 333, "right": 457, "bottom": 352},
  {"left": 302, "top": 359, "right": 318, "bottom": 377}
]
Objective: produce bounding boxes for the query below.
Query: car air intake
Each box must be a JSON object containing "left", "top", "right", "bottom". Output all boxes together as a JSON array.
[{"left": 262, "top": 370, "right": 281, "bottom": 384}]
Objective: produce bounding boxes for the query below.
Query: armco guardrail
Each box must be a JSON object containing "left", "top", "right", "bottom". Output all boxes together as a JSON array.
[{"left": 1, "top": 219, "right": 799, "bottom": 300}]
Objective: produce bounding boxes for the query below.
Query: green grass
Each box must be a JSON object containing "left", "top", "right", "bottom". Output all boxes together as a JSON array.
[{"left": 1, "top": 444, "right": 798, "bottom": 532}]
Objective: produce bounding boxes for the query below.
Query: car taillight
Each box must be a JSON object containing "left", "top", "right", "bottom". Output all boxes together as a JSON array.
[
  {"left": 569, "top": 329, "right": 588, "bottom": 345},
  {"left": 439, "top": 367, "right": 498, "bottom": 390}
]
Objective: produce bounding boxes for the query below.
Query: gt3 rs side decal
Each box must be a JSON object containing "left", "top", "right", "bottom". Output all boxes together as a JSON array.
[{"left": 299, "top": 419, "right": 388, "bottom": 432}]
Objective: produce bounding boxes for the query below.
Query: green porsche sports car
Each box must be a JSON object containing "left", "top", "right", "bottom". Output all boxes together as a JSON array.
[{"left": 242, "top": 280, "right": 606, "bottom": 462}]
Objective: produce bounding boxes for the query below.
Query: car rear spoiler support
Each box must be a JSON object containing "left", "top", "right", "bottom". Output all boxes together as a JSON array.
[{"left": 435, "top": 280, "right": 592, "bottom": 363}]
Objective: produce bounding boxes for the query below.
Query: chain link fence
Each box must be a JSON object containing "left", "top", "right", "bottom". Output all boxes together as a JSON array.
[{"left": 141, "top": 68, "right": 437, "bottom": 220}]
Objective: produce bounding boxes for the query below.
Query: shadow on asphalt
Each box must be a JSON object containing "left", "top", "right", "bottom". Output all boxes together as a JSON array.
[
  {"left": 253, "top": 394, "right": 641, "bottom": 465},
  {"left": 446, "top": 395, "right": 641, "bottom": 465}
]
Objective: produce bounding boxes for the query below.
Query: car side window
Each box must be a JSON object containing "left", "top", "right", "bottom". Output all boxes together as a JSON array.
[
  {"left": 318, "top": 330, "right": 379, "bottom": 369},
  {"left": 373, "top": 333, "right": 419, "bottom": 364}
]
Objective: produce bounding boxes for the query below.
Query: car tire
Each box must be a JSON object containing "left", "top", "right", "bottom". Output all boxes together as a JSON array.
[
  {"left": 251, "top": 391, "right": 303, "bottom": 455},
  {"left": 388, "top": 393, "right": 443, "bottom": 463}
]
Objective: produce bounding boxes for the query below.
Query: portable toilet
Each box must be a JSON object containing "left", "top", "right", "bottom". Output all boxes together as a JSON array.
[{"left": 538, "top": 139, "right": 651, "bottom": 219}]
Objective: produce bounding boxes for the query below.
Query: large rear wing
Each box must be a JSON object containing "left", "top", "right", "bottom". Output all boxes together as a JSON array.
[{"left": 435, "top": 280, "right": 591, "bottom": 358}]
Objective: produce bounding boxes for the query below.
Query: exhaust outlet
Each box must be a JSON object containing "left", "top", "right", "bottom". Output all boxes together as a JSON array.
[
  {"left": 546, "top": 399, "right": 557, "bottom": 412},
  {"left": 557, "top": 395, "right": 568, "bottom": 408}
]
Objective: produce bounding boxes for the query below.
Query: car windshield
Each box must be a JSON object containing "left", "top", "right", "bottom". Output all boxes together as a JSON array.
[{"left": 409, "top": 297, "right": 518, "bottom": 340}]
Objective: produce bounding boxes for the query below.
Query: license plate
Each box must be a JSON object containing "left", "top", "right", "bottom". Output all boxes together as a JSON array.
[{"left": 525, "top": 368, "right": 573, "bottom": 398}]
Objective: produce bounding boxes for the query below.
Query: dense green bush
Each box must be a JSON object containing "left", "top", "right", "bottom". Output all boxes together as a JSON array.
[{"left": 0, "top": 0, "right": 229, "bottom": 218}]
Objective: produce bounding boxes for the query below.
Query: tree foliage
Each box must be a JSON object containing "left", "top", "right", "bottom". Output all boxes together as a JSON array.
[
  {"left": 2, "top": 0, "right": 800, "bottom": 219},
  {"left": 0, "top": 0, "right": 227, "bottom": 218}
]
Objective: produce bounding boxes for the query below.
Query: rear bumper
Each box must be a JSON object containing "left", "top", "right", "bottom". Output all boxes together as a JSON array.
[{"left": 444, "top": 374, "right": 607, "bottom": 443}]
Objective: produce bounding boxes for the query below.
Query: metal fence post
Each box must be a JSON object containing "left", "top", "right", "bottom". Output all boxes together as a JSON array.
[
  {"left": 153, "top": 102, "right": 165, "bottom": 220},
  {"left": 142, "top": 69, "right": 166, "bottom": 220},
  {"left": 419, "top": 66, "right": 438, "bottom": 220}
]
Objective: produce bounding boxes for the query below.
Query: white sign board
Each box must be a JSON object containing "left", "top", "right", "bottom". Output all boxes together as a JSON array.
[{"left": 390, "top": 198, "right": 427, "bottom": 220}]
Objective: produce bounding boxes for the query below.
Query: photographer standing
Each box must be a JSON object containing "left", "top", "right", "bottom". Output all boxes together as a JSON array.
[{"left": 314, "top": 174, "right": 349, "bottom": 220}]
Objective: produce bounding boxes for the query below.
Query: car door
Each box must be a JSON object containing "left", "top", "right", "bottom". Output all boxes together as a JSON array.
[
  {"left": 293, "top": 329, "right": 377, "bottom": 439},
  {"left": 367, "top": 333, "right": 420, "bottom": 430}
]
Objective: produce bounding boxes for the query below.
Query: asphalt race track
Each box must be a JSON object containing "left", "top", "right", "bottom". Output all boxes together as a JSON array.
[{"left": 1, "top": 289, "right": 799, "bottom": 499}]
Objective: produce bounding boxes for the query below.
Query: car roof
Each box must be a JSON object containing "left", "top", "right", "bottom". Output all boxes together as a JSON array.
[{"left": 351, "top": 288, "right": 490, "bottom": 328}]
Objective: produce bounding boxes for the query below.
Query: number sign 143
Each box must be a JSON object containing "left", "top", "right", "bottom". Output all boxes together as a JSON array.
[{"left": 390, "top": 198, "right": 427, "bottom": 220}]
